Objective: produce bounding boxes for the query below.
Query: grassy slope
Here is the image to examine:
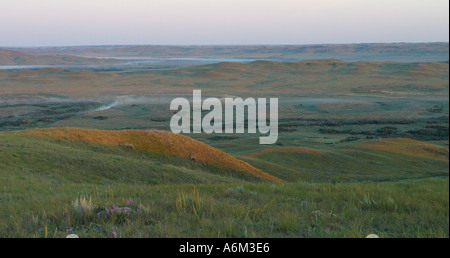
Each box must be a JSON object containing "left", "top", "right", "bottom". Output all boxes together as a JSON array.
[
  {"left": 0, "top": 133, "right": 273, "bottom": 185},
  {"left": 17, "top": 127, "right": 280, "bottom": 182},
  {"left": 0, "top": 129, "right": 448, "bottom": 237},
  {"left": 240, "top": 138, "right": 449, "bottom": 182}
]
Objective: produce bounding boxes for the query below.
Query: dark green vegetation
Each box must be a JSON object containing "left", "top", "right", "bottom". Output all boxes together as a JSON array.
[
  {"left": 1, "top": 96, "right": 448, "bottom": 147},
  {"left": 0, "top": 101, "right": 100, "bottom": 130}
]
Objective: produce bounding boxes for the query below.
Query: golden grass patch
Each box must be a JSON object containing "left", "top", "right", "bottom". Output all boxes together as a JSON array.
[
  {"left": 19, "top": 127, "right": 281, "bottom": 183},
  {"left": 357, "top": 138, "right": 449, "bottom": 161}
]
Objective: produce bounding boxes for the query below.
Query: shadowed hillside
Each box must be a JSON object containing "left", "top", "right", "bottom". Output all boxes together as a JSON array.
[{"left": 240, "top": 138, "right": 449, "bottom": 182}]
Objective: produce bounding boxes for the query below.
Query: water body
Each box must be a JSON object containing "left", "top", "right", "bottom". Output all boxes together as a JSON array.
[{"left": 0, "top": 57, "right": 261, "bottom": 72}]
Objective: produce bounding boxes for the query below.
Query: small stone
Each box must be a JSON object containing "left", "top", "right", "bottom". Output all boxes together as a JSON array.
[
  {"left": 366, "top": 234, "right": 380, "bottom": 238},
  {"left": 66, "top": 234, "right": 79, "bottom": 238}
]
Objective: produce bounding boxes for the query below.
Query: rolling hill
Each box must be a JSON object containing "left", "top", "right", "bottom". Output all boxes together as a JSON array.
[
  {"left": 12, "top": 127, "right": 280, "bottom": 183},
  {"left": 0, "top": 59, "right": 448, "bottom": 97},
  {"left": 0, "top": 49, "right": 123, "bottom": 66},
  {"left": 6, "top": 127, "right": 445, "bottom": 185},
  {"left": 0, "top": 44, "right": 448, "bottom": 238},
  {"left": 0, "top": 130, "right": 448, "bottom": 238},
  {"left": 14, "top": 43, "right": 449, "bottom": 62},
  {"left": 240, "top": 138, "right": 449, "bottom": 182}
]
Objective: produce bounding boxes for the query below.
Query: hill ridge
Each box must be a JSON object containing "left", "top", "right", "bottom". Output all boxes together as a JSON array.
[{"left": 18, "top": 127, "right": 281, "bottom": 183}]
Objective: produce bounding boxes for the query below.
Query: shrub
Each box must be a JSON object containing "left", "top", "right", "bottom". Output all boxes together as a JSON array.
[{"left": 72, "top": 196, "right": 94, "bottom": 215}]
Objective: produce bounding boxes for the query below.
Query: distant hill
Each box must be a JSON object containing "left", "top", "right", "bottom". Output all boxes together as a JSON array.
[
  {"left": 357, "top": 138, "right": 449, "bottom": 161},
  {"left": 13, "top": 43, "right": 450, "bottom": 62},
  {"left": 0, "top": 49, "right": 123, "bottom": 66},
  {"left": 1, "top": 59, "right": 447, "bottom": 97}
]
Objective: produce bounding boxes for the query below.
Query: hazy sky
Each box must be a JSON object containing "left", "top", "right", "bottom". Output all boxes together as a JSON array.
[{"left": 1, "top": 0, "right": 448, "bottom": 46}]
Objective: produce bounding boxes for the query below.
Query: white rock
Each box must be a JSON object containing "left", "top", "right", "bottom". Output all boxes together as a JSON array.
[
  {"left": 66, "top": 234, "right": 79, "bottom": 238},
  {"left": 366, "top": 234, "right": 380, "bottom": 238}
]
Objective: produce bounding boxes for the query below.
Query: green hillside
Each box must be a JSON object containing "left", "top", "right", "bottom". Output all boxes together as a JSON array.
[
  {"left": 0, "top": 133, "right": 270, "bottom": 185},
  {"left": 0, "top": 129, "right": 448, "bottom": 238},
  {"left": 240, "top": 138, "right": 449, "bottom": 182}
]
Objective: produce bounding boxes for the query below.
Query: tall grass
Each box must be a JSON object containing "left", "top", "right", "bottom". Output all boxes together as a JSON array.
[{"left": 0, "top": 178, "right": 447, "bottom": 238}]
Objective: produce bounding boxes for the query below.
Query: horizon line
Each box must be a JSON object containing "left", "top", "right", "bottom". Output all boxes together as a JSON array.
[{"left": 1, "top": 41, "right": 449, "bottom": 49}]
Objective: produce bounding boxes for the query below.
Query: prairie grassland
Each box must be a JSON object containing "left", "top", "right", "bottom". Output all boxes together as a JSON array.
[
  {"left": 0, "top": 60, "right": 448, "bottom": 97},
  {"left": 0, "top": 177, "right": 448, "bottom": 238},
  {"left": 0, "top": 130, "right": 448, "bottom": 238},
  {"left": 240, "top": 138, "right": 448, "bottom": 182},
  {"left": 0, "top": 53, "right": 448, "bottom": 238}
]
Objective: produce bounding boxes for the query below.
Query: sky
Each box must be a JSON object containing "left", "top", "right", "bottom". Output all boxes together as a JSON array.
[{"left": 0, "top": 0, "right": 448, "bottom": 47}]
